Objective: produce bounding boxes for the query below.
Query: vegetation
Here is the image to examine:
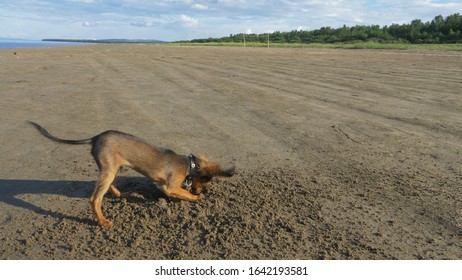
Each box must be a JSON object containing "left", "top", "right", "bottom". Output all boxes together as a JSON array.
[
  {"left": 178, "top": 14, "right": 462, "bottom": 45},
  {"left": 172, "top": 41, "right": 462, "bottom": 50}
]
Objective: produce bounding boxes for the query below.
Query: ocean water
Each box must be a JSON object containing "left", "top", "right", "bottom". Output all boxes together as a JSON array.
[{"left": 0, "top": 39, "right": 93, "bottom": 49}]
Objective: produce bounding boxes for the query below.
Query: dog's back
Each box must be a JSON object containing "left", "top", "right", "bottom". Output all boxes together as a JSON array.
[{"left": 91, "top": 130, "right": 187, "bottom": 180}]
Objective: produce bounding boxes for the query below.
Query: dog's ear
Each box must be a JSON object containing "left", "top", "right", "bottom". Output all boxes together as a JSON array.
[{"left": 198, "top": 155, "right": 236, "bottom": 177}]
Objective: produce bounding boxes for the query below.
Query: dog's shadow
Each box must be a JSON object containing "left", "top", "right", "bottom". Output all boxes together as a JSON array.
[{"left": 0, "top": 177, "right": 165, "bottom": 226}]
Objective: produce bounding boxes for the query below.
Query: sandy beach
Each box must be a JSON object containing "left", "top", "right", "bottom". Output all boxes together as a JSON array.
[{"left": 0, "top": 44, "right": 461, "bottom": 259}]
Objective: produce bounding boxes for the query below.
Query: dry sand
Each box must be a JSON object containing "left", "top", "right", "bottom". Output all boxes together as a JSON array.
[{"left": 0, "top": 44, "right": 461, "bottom": 259}]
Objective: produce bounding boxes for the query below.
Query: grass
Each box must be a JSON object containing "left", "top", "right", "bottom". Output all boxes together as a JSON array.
[{"left": 169, "top": 41, "right": 462, "bottom": 51}]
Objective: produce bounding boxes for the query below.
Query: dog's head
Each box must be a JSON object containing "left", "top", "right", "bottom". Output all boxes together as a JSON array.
[{"left": 191, "top": 155, "right": 235, "bottom": 195}]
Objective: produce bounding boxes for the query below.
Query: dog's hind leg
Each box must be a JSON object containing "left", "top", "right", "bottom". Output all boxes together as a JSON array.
[{"left": 90, "top": 170, "right": 117, "bottom": 228}]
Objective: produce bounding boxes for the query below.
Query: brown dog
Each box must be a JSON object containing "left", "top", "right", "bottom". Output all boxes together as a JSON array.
[{"left": 29, "top": 121, "right": 235, "bottom": 228}]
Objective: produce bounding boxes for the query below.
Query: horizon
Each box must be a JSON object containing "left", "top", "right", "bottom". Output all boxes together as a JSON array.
[
  {"left": 1, "top": 13, "right": 460, "bottom": 44},
  {"left": 1, "top": 1, "right": 461, "bottom": 42}
]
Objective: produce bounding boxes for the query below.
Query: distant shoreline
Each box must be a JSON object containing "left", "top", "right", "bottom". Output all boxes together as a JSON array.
[
  {"left": 42, "top": 39, "right": 167, "bottom": 44},
  {"left": 0, "top": 38, "right": 167, "bottom": 49},
  {"left": 0, "top": 39, "right": 94, "bottom": 49}
]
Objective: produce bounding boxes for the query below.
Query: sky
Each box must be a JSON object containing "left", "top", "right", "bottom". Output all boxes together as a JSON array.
[{"left": 1, "top": 0, "right": 461, "bottom": 42}]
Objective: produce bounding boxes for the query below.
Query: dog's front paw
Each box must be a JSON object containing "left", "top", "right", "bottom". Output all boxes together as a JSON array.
[
  {"left": 119, "top": 193, "right": 131, "bottom": 199},
  {"left": 100, "top": 219, "right": 114, "bottom": 228},
  {"left": 197, "top": 193, "right": 205, "bottom": 200}
]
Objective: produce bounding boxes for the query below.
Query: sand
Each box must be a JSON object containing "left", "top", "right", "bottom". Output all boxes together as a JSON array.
[{"left": 0, "top": 44, "right": 461, "bottom": 259}]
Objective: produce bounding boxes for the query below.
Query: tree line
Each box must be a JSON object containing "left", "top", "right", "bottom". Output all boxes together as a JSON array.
[{"left": 186, "top": 14, "right": 462, "bottom": 44}]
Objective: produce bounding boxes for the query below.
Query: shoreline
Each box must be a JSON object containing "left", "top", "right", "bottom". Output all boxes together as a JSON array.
[{"left": 0, "top": 39, "right": 96, "bottom": 49}]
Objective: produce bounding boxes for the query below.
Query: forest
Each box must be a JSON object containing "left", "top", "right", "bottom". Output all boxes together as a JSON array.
[{"left": 186, "top": 14, "right": 462, "bottom": 44}]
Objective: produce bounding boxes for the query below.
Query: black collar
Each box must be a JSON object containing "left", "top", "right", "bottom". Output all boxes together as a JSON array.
[
  {"left": 187, "top": 154, "right": 199, "bottom": 176},
  {"left": 184, "top": 154, "right": 199, "bottom": 188}
]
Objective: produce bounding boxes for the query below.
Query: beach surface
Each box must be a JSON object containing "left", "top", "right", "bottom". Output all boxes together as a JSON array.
[{"left": 0, "top": 44, "right": 461, "bottom": 259}]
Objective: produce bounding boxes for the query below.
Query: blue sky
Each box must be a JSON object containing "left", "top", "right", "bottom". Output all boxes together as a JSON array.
[{"left": 1, "top": 0, "right": 461, "bottom": 41}]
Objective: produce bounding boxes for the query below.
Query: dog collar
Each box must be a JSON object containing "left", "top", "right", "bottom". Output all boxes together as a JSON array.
[
  {"left": 184, "top": 154, "right": 198, "bottom": 188},
  {"left": 187, "top": 154, "right": 198, "bottom": 175}
]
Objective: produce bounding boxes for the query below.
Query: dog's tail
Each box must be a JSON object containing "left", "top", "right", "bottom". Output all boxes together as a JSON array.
[{"left": 28, "top": 121, "right": 93, "bottom": 145}]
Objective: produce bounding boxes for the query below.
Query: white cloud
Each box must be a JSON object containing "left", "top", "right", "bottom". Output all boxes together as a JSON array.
[
  {"left": 82, "top": 21, "right": 100, "bottom": 27},
  {"left": 71, "top": 0, "right": 98, "bottom": 3},
  {"left": 130, "top": 17, "right": 157, "bottom": 27},
  {"left": 191, "top": 3, "right": 209, "bottom": 10},
  {"left": 130, "top": 21, "right": 151, "bottom": 27},
  {"left": 179, "top": 15, "right": 199, "bottom": 27}
]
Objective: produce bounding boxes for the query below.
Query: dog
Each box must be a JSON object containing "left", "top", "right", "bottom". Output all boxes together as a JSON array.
[{"left": 28, "top": 121, "right": 235, "bottom": 228}]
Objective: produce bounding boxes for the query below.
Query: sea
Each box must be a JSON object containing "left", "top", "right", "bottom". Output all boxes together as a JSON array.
[{"left": 0, "top": 39, "right": 94, "bottom": 49}]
